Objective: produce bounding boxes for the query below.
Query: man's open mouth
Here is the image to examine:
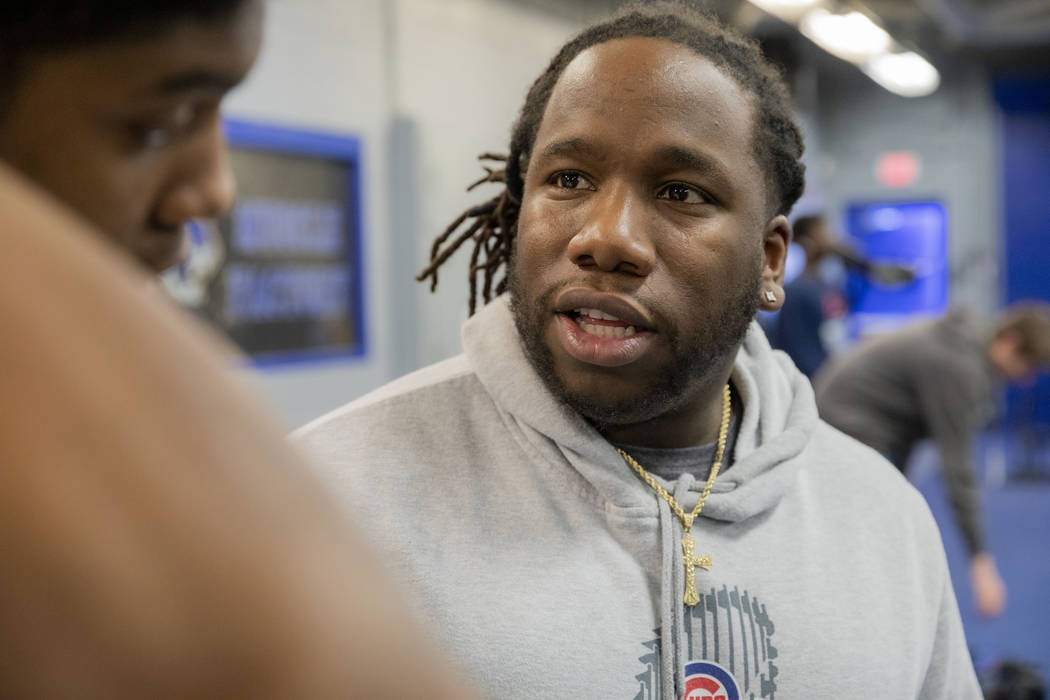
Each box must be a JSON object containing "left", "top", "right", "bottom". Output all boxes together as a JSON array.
[{"left": 564, "top": 307, "right": 640, "bottom": 338}]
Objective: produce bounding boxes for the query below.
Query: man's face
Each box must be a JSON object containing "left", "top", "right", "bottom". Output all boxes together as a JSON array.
[
  {"left": 0, "top": 1, "right": 263, "bottom": 272},
  {"left": 510, "top": 37, "right": 788, "bottom": 433},
  {"left": 989, "top": 334, "right": 1039, "bottom": 384}
]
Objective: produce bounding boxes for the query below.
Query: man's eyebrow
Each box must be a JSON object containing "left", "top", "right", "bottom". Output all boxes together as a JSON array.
[
  {"left": 654, "top": 145, "right": 735, "bottom": 192},
  {"left": 535, "top": 137, "right": 607, "bottom": 163},
  {"left": 144, "top": 70, "right": 245, "bottom": 96},
  {"left": 655, "top": 146, "right": 728, "bottom": 177}
]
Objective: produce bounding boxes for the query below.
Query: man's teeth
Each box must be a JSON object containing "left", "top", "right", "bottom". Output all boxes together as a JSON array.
[
  {"left": 570, "top": 308, "right": 638, "bottom": 337},
  {"left": 576, "top": 319, "right": 637, "bottom": 338},
  {"left": 575, "top": 307, "right": 620, "bottom": 321}
]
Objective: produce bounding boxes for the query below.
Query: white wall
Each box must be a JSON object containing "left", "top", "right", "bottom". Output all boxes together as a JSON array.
[
  {"left": 225, "top": 0, "right": 585, "bottom": 427},
  {"left": 225, "top": 0, "right": 393, "bottom": 428}
]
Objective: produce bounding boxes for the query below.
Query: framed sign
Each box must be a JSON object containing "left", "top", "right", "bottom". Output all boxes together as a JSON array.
[{"left": 164, "top": 119, "right": 365, "bottom": 366}]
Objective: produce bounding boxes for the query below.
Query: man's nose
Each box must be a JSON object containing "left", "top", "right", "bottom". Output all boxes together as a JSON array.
[
  {"left": 155, "top": 116, "right": 237, "bottom": 228},
  {"left": 565, "top": 183, "right": 655, "bottom": 276}
]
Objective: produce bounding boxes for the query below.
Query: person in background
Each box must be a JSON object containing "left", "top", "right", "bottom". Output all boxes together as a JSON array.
[
  {"left": 766, "top": 213, "right": 915, "bottom": 377},
  {"left": 765, "top": 215, "right": 847, "bottom": 377},
  {"left": 297, "top": 4, "right": 981, "bottom": 697},
  {"left": 0, "top": 2, "right": 475, "bottom": 697},
  {"left": 815, "top": 302, "right": 1050, "bottom": 618}
]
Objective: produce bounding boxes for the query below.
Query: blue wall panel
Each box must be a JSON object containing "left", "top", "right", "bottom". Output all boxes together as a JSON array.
[{"left": 997, "top": 76, "right": 1050, "bottom": 426}]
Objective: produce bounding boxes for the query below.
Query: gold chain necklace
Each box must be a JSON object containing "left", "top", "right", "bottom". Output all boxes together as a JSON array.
[{"left": 616, "top": 384, "right": 731, "bottom": 607}]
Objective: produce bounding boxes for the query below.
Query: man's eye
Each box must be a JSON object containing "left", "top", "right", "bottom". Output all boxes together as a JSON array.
[
  {"left": 123, "top": 121, "right": 176, "bottom": 150},
  {"left": 658, "top": 183, "right": 705, "bottom": 204},
  {"left": 553, "top": 172, "right": 591, "bottom": 190},
  {"left": 125, "top": 103, "right": 200, "bottom": 151},
  {"left": 138, "top": 126, "right": 176, "bottom": 149}
]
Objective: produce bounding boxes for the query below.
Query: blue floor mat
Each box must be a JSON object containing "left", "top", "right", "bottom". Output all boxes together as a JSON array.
[{"left": 908, "top": 433, "right": 1050, "bottom": 686}]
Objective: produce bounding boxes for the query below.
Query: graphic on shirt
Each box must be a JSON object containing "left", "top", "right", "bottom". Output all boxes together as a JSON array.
[
  {"left": 634, "top": 585, "right": 779, "bottom": 700},
  {"left": 683, "top": 660, "right": 739, "bottom": 700},
  {"left": 635, "top": 638, "right": 663, "bottom": 700}
]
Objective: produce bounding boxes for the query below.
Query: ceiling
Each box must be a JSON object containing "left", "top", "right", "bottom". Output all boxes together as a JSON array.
[
  {"left": 736, "top": 0, "right": 1050, "bottom": 71},
  {"left": 514, "top": 0, "right": 1050, "bottom": 72},
  {"left": 860, "top": 0, "right": 1050, "bottom": 72},
  {"left": 871, "top": 0, "right": 1050, "bottom": 48}
]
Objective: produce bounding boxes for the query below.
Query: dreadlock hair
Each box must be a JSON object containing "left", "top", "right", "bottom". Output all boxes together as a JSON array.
[
  {"left": 418, "top": 0, "right": 806, "bottom": 315},
  {"left": 0, "top": 0, "right": 252, "bottom": 113}
]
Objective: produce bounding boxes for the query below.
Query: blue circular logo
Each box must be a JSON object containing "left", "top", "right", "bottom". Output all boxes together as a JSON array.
[{"left": 683, "top": 660, "right": 740, "bottom": 700}]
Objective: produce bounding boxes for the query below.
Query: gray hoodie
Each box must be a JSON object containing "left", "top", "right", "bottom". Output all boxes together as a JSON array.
[{"left": 297, "top": 296, "right": 979, "bottom": 699}]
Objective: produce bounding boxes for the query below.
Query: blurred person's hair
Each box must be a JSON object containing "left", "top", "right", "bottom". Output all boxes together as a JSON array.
[
  {"left": 995, "top": 302, "right": 1050, "bottom": 367},
  {"left": 418, "top": 0, "right": 805, "bottom": 314},
  {"left": 791, "top": 215, "right": 825, "bottom": 246},
  {"left": 0, "top": 0, "right": 250, "bottom": 110}
]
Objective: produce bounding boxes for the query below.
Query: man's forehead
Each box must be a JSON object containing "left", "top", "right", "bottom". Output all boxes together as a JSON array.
[
  {"left": 552, "top": 37, "right": 748, "bottom": 114},
  {"left": 535, "top": 38, "right": 755, "bottom": 150},
  {"left": 534, "top": 37, "right": 757, "bottom": 166}
]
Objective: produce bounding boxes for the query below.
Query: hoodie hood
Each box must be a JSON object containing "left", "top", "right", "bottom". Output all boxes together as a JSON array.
[{"left": 462, "top": 295, "right": 819, "bottom": 524}]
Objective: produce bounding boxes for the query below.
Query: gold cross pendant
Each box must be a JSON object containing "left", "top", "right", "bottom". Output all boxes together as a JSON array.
[{"left": 681, "top": 534, "right": 712, "bottom": 606}]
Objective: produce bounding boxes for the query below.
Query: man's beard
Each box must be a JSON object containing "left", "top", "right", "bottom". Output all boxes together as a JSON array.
[{"left": 508, "top": 263, "right": 761, "bottom": 430}]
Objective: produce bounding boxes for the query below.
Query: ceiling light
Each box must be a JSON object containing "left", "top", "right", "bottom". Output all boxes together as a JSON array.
[
  {"left": 799, "top": 8, "right": 892, "bottom": 63},
  {"left": 863, "top": 51, "right": 941, "bottom": 97},
  {"left": 745, "top": 0, "right": 823, "bottom": 22}
]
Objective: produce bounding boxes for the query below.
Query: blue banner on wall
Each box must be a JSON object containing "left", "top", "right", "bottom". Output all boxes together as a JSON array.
[{"left": 843, "top": 200, "right": 948, "bottom": 337}]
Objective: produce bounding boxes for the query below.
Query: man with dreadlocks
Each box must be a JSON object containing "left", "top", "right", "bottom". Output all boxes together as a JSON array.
[{"left": 299, "top": 3, "right": 979, "bottom": 698}]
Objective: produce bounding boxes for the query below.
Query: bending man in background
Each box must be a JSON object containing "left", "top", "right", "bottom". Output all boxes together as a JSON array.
[{"left": 815, "top": 304, "right": 1050, "bottom": 617}]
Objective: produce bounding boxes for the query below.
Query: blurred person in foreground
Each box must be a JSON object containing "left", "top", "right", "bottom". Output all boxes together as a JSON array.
[
  {"left": 297, "top": 3, "right": 981, "bottom": 697},
  {"left": 815, "top": 303, "right": 1050, "bottom": 618},
  {"left": 0, "top": 2, "right": 475, "bottom": 697}
]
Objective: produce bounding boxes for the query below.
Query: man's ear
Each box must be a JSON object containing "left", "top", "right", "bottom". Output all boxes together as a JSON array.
[{"left": 760, "top": 215, "right": 790, "bottom": 311}]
